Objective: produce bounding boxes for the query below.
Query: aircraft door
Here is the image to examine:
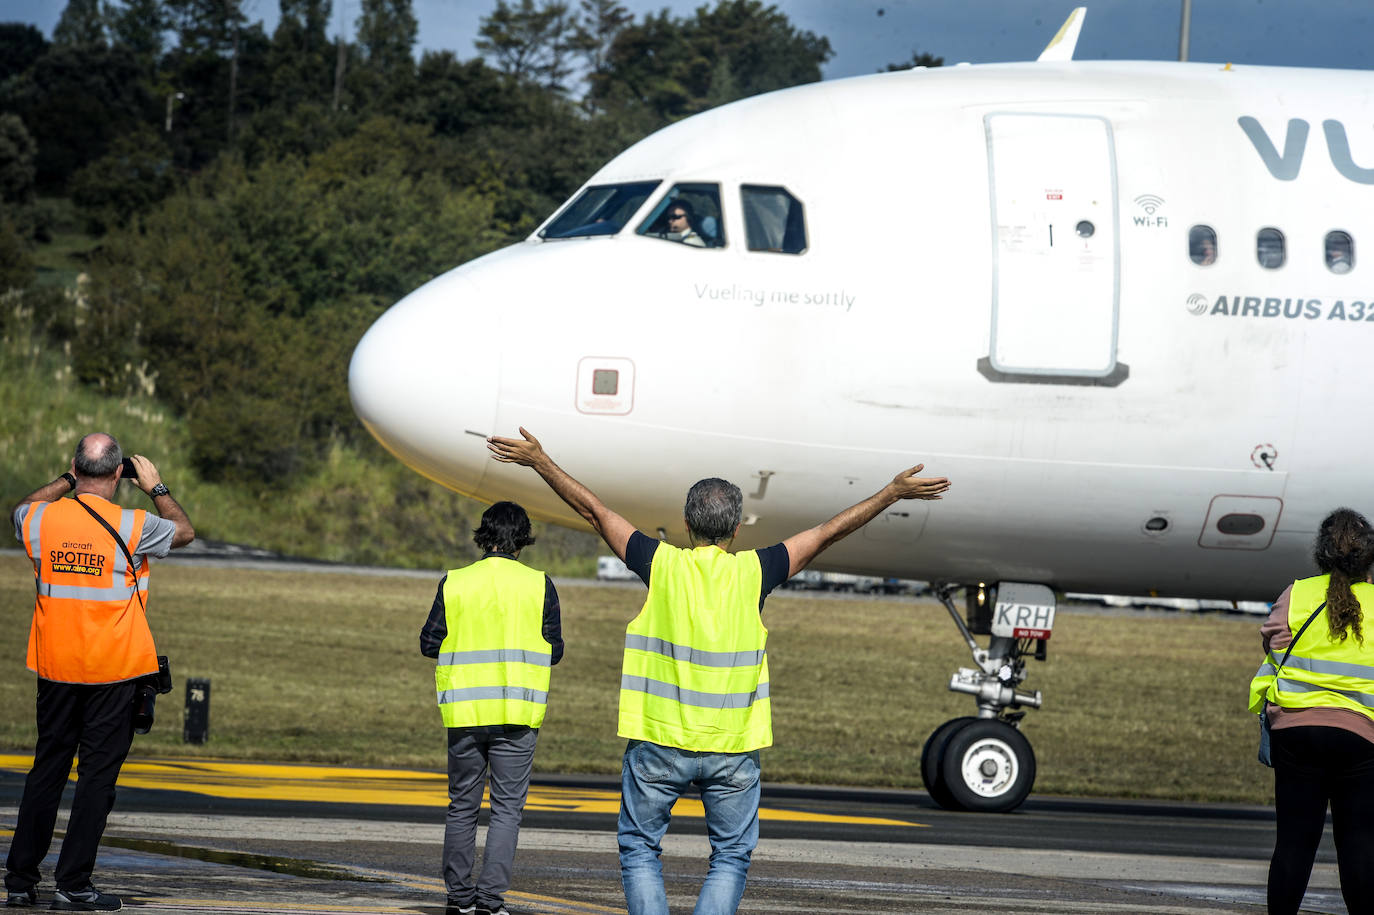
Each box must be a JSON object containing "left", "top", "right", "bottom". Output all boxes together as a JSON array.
[{"left": 985, "top": 113, "right": 1120, "bottom": 380}]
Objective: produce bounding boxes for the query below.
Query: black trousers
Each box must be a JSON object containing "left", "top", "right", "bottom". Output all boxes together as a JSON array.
[
  {"left": 4, "top": 679, "right": 137, "bottom": 893},
  {"left": 1268, "top": 725, "right": 1374, "bottom": 915}
]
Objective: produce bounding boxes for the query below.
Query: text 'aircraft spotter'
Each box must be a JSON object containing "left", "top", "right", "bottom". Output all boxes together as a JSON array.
[{"left": 349, "top": 8, "right": 1374, "bottom": 812}]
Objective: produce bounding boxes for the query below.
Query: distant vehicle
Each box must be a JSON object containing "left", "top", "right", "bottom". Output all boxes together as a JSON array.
[
  {"left": 596, "top": 555, "right": 639, "bottom": 582},
  {"left": 1067, "top": 592, "right": 1272, "bottom": 615},
  {"left": 351, "top": 8, "right": 1366, "bottom": 812}
]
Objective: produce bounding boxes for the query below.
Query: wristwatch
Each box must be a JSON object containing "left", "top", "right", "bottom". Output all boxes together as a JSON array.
[
  {"left": 149, "top": 483, "right": 170, "bottom": 498},
  {"left": 60, "top": 472, "right": 76, "bottom": 491}
]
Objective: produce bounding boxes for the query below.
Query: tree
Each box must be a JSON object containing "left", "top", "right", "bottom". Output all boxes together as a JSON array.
[
  {"left": 349, "top": 0, "right": 417, "bottom": 112},
  {"left": 0, "top": 24, "right": 49, "bottom": 84},
  {"left": 268, "top": 0, "right": 335, "bottom": 109},
  {"left": 0, "top": 218, "right": 34, "bottom": 293},
  {"left": 106, "top": 0, "right": 169, "bottom": 75},
  {"left": 0, "top": 44, "right": 157, "bottom": 190},
  {"left": 163, "top": 0, "right": 251, "bottom": 142},
  {"left": 73, "top": 120, "right": 502, "bottom": 483},
  {"left": 476, "top": 0, "right": 578, "bottom": 91},
  {"left": 52, "top": 0, "right": 108, "bottom": 47},
  {"left": 69, "top": 124, "right": 176, "bottom": 233},
  {"left": 356, "top": 0, "right": 416, "bottom": 74},
  {"left": 570, "top": 0, "right": 630, "bottom": 75},
  {"left": 0, "top": 114, "right": 38, "bottom": 206},
  {"left": 588, "top": 1, "right": 830, "bottom": 121},
  {"left": 688, "top": 0, "right": 831, "bottom": 99},
  {"left": 884, "top": 50, "right": 943, "bottom": 72}
]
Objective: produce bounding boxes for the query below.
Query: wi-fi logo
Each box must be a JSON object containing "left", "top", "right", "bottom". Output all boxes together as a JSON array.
[
  {"left": 1186, "top": 294, "right": 1209, "bottom": 316},
  {"left": 1134, "top": 194, "right": 1165, "bottom": 215}
]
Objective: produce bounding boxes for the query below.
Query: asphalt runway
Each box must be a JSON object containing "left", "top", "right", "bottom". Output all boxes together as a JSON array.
[{"left": 0, "top": 754, "right": 1348, "bottom": 914}]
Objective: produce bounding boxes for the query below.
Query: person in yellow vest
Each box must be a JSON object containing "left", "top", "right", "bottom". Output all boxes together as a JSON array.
[
  {"left": 420, "top": 501, "right": 563, "bottom": 915},
  {"left": 1249, "top": 507, "right": 1374, "bottom": 915},
  {"left": 486, "top": 427, "right": 949, "bottom": 915},
  {"left": 6, "top": 434, "right": 193, "bottom": 912}
]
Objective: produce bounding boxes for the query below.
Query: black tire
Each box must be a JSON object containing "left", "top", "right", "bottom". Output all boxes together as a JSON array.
[
  {"left": 938, "top": 719, "right": 1036, "bottom": 813},
  {"left": 920, "top": 717, "right": 976, "bottom": 810}
]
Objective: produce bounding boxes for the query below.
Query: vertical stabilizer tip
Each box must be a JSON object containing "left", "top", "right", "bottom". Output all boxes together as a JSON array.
[{"left": 1037, "top": 7, "right": 1086, "bottom": 62}]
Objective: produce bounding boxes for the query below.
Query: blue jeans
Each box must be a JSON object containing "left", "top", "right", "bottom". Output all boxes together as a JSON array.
[{"left": 618, "top": 740, "right": 761, "bottom": 915}]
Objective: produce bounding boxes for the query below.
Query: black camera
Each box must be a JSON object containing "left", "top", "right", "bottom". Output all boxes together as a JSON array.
[
  {"left": 120, "top": 457, "right": 138, "bottom": 480},
  {"left": 132, "top": 656, "right": 172, "bottom": 735}
]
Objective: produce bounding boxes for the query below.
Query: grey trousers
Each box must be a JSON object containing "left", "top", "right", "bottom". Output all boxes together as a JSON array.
[{"left": 444, "top": 726, "right": 538, "bottom": 908}]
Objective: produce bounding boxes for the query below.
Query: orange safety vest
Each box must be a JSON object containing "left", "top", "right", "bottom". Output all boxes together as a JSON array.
[{"left": 19, "top": 495, "right": 159, "bottom": 684}]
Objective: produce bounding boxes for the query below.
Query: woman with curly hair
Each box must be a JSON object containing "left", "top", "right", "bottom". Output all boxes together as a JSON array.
[{"left": 1251, "top": 507, "right": 1374, "bottom": 914}]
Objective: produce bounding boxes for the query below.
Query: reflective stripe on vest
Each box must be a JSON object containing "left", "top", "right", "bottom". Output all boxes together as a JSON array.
[
  {"left": 618, "top": 544, "right": 772, "bottom": 753},
  {"left": 23, "top": 496, "right": 158, "bottom": 684},
  {"left": 435, "top": 557, "right": 551, "bottom": 729},
  {"left": 1251, "top": 574, "right": 1374, "bottom": 721}
]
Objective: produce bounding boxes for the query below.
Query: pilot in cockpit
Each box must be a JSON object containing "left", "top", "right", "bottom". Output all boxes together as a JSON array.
[{"left": 658, "top": 201, "right": 708, "bottom": 248}]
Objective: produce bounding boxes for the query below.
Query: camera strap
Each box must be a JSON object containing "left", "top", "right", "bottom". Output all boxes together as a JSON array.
[{"left": 74, "top": 495, "right": 146, "bottom": 613}]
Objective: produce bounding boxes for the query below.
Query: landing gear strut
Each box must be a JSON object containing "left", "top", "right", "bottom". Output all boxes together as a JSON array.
[{"left": 921, "top": 582, "right": 1054, "bottom": 812}]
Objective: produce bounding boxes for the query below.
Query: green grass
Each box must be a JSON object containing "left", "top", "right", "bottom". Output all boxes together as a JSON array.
[{"left": 0, "top": 557, "right": 1269, "bottom": 804}]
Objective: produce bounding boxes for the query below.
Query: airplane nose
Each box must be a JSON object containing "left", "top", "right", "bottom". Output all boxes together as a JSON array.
[{"left": 348, "top": 271, "right": 499, "bottom": 497}]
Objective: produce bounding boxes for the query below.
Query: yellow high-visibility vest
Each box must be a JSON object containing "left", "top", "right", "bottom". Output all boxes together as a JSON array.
[
  {"left": 435, "top": 557, "right": 551, "bottom": 728},
  {"left": 618, "top": 543, "right": 771, "bottom": 752},
  {"left": 1249, "top": 574, "right": 1374, "bottom": 721}
]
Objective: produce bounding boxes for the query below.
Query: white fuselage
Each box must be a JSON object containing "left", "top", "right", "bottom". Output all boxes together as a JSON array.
[{"left": 349, "top": 60, "right": 1374, "bottom": 601}]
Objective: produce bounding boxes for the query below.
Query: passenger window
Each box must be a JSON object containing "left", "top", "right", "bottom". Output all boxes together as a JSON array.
[
  {"left": 1188, "top": 225, "right": 1217, "bottom": 266},
  {"left": 1256, "top": 228, "right": 1285, "bottom": 269},
  {"left": 637, "top": 183, "right": 724, "bottom": 248},
  {"left": 742, "top": 185, "right": 806, "bottom": 254},
  {"left": 1326, "top": 231, "right": 1354, "bottom": 274},
  {"left": 541, "top": 181, "right": 660, "bottom": 240}
]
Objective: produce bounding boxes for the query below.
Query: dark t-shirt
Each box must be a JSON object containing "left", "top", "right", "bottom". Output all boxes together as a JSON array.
[{"left": 622, "top": 530, "right": 790, "bottom": 611}]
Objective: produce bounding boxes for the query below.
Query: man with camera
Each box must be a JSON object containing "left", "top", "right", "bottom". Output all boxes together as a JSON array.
[{"left": 5, "top": 434, "right": 193, "bottom": 912}]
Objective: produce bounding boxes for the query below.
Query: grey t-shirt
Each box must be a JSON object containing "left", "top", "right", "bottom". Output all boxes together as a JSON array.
[{"left": 14, "top": 499, "right": 177, "bottom": 566}]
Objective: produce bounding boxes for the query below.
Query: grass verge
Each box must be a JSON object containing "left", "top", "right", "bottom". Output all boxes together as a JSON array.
[{"left": 0, "top": 556, "right": 1269, "bottom": 804}]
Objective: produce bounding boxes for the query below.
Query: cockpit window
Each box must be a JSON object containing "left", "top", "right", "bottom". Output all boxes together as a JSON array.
[
  {"left": 637, "top": 184, "right": 724, "bottom": 248},
  {"left": 742, "top": 185, "right": 806, "bottom": 254},
  {"left": 540, "top": 181, "right": 660, "bottom": 240}
]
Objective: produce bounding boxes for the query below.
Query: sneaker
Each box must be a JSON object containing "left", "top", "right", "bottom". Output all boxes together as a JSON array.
[
  {"left": 445, "top": 900, "right": 476, "bottom": 915},
  {"left": 476, "top": 905, "right": 509, "bottom": 915},
  {"left": 49, "top": 888, "right": 120, "bottom": 912},
  {"left": 6, "top": 889, "right": 37, "bottom": 908}
]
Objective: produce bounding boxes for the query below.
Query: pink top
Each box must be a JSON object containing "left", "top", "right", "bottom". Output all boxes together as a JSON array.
[{"left": 1261, "top": 583, "right": 1374, "bottom": 745}]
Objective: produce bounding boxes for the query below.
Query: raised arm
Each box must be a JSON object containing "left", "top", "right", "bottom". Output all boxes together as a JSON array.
[
  {"left": 782, "top": 464, "right": 949, "bottom": 577},
  {"left": 12, "top": 460, "right": 77, "bottom": 517},
  {"left": 128, "top": 455, "right": 195, "bottom": 548},
  {"left": 487, "top": 428, "right": 637, "bottom": 561}
]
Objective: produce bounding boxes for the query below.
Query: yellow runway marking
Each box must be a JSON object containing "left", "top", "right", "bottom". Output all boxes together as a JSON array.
[{"left": 0, "top": 754, "right": 921, "bottom": 827}]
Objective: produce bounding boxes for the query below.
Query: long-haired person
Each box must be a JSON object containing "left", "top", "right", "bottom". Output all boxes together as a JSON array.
[{"left": 1250, "top": 507, "right": 1374, "bottom": 914}]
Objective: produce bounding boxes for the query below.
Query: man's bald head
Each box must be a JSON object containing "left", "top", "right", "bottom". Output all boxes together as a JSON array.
[{"left": 74, "top": 433, "right": 123, "bottom": 479}]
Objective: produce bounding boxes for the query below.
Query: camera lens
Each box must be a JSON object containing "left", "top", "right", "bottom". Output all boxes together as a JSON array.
[{"left": 133, "top": 686, "right": 156, "bottom": 734}]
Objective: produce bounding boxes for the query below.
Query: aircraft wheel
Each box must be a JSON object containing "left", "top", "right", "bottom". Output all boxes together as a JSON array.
[
  {"left": 938, "top": 719, "right": 1036, "bottom": 813},
  {"left": 920, "top": 717, "right": 976, "bottom": 810}
]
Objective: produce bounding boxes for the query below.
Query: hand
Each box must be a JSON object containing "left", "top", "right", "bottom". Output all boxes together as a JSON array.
[
  {"left": 128, "top": 455, "right": 163, "bottom": 493},
  {"left": 888, "top": 463, "right": 950, "bottom": 501},
  {"left": 487, "top": 427, "right": 548, "bottom": 468}
]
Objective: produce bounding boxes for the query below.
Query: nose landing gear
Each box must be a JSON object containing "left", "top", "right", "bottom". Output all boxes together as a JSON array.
[{"left": 921, "top": 582, "right": 1054, "bottom": 813}]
